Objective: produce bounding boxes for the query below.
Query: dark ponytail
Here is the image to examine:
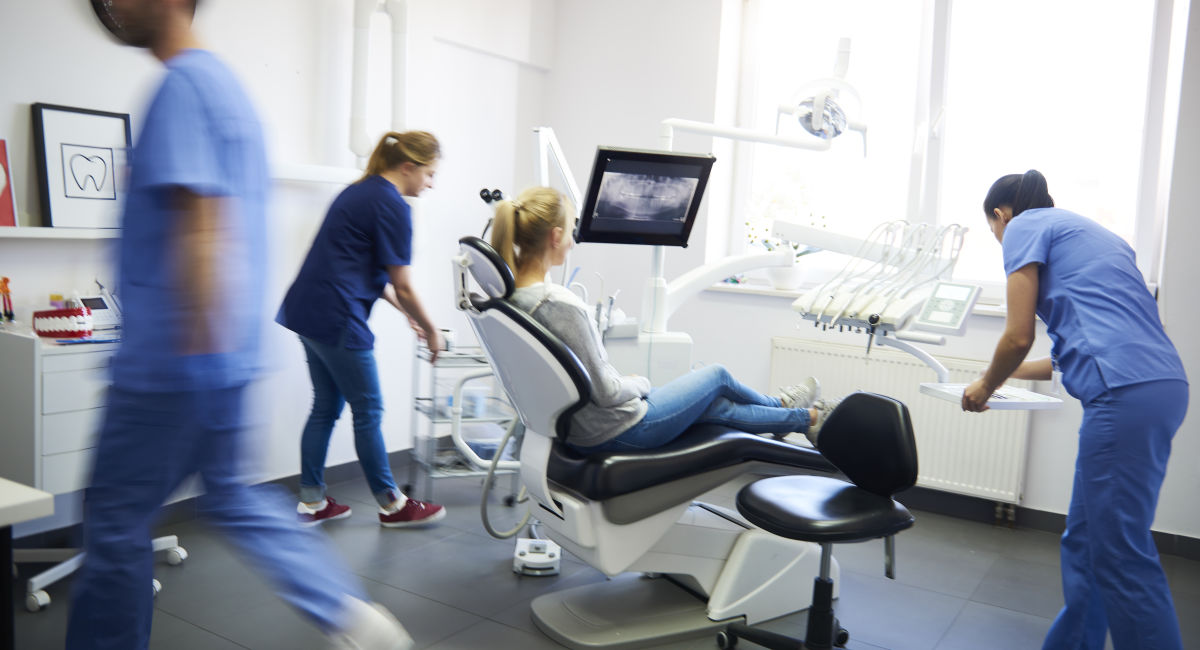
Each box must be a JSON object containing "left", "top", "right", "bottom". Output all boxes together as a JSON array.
[{"left": 983, "top": 169, "right": 1054, "bottom": 219}]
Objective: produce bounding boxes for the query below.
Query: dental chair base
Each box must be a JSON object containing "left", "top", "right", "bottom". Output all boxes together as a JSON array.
[{"left": 531, "top": 501, "right": 837, "bottom": 649}]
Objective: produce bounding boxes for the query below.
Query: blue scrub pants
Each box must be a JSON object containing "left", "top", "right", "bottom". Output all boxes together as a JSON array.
[
  {"left": 298, "top": 335, "right": 399, "bottom": 508},
  {"left": 576, "top": 364, "right": 811, "bottom": 452},
  {"left": 1043, "top": 379, "right": 1188, "bottom": 650},
  {"left": 65, "top": 385, "right": 365, "bottom": 650}
]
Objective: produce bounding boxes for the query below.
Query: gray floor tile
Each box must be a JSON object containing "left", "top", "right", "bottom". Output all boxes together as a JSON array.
[
  {"left": 968, "top": 554, "right": 1063, "bottom": 619},
  {"left": 831, "top": 569, "right": 968, "bottom": 650},
  {"left": 1163, "top": 552, "right": 1200, "bottom": 597},
  {"left": 833, "top": 529, "right": 999, "bottom": 600},
  {"left": 425, "top": 618, "right": 565, "bottom": 649},
  {"left": 366, "top": 528, "right": 594, "bottom": 618},
  {"left": 149, "top": 609, "right": 250, "bottom": 649},
  {"left": 934, "top": 601, "right": 1052, "bottom": 650},
  {"left": 360, "top": 580, "right": 484, "bottom": 649},
  {"left": 487, "top": 566, "right": 609, "bottom": 635}
]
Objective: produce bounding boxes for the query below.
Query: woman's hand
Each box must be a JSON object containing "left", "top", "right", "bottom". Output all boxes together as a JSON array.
[{"left": 962, "top": 378, "right": 993, "bottom": 412}]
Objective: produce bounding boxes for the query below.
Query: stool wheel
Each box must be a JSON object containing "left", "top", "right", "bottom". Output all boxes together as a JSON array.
[
  {"left": 835, "top": 626, "right": 849, "bottom": 647},
  {"left": 715, "top": 629, "right": 737, "bottom": 649}
]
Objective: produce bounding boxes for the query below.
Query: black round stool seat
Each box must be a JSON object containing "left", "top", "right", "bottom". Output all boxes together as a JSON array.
[{"left": 737, "top": 475, "right": 914, "bottom": 543}]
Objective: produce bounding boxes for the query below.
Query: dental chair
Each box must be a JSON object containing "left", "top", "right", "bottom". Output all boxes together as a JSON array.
[{"left": 451, "top": 236, "right": 912, "bottom": 648}]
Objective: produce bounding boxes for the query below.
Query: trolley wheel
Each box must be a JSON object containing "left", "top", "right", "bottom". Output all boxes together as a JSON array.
[
  {"left": 835, "top": 627, "right": 849, "bottom": 647},
  {"left": 25, "top": 590, "right": 50, "bottom": 612},
  {"left": 503, "top": 494, "right": 517, "bottom": 507},
  {"left": 401, "top": 484, "right": 413, "bottom": 495},
  {"left": 715, "top": 629, "right": 738, "bottom": 649},
  {"left": 151, "top": 578, "right": 162, "bottom": 598},
  {"left": 165, "top": 546, "right": 188, "bottom": 566}
]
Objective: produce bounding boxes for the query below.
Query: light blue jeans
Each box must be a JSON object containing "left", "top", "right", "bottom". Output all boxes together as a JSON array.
[
  {"left": 298, "top": 335, "right": 399, "bottom": 507},
  {"left": 575, "top": 364, "right": 811, "bottom": 453},
  {"left": 66, "top": 385, "right": 364, "bottom": 649}
]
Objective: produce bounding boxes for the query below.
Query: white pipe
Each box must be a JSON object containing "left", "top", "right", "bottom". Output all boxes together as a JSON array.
[
  {"left": 874, "top": 331, "right": 950, "bottom": 383},
  {"left": 661, "top": 117, "right": 832, "bottom": 152},
  {"left": 385, "top": 0, "right": 408, "bottom": 131},
  {"left": 349, "top": 0, "right": 379, "bottom": 160},
  {"left": 665, "top": 250, "right": 793, "bottom": 316}
]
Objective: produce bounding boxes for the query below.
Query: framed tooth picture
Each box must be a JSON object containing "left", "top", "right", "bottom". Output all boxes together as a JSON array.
[{"left": 31, "top": 103, "right": 131, "bottom": 228}]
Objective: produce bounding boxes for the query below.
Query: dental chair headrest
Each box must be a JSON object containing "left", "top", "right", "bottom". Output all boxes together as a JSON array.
[
  {"left": 458, "top": 236, "right": 515, "bottom": 300},
  {"left": 817, "top": 392, "right": 918, "bottom": 497}
]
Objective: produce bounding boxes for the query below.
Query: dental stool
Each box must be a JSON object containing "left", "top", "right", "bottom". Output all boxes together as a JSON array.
[
  {"left": 452, "top": 236, "right": 909, "bottom": 649},
  {"left": 718, "top": 392, "right": 918, "bottom": 649}
]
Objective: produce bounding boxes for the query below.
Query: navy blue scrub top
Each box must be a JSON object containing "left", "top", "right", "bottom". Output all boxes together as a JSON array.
[
  {"left": 1002, "top": 207, "right": 1186, "bottom": 404},
  {"left": 277, "top": 175, "right": 412, "bottom": 349}
]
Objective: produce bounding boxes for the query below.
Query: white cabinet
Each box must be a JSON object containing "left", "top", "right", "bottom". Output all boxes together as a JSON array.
[{"left": 0, "top": 331, "right": 116, "bottom": 495}]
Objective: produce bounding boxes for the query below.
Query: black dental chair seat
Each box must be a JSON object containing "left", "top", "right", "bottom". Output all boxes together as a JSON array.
[
  {"left": 548, "top": 425, "right": 835, "bottom": 501},
  {"left": 736, "top": 475, "right": 913, "bottom": 543},
  {"left": 546, "top": 425, "right": 837, "bottom": 525}
]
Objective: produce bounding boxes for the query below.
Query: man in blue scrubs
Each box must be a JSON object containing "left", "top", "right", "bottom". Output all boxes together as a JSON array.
[
  {"left": 964, "top": 170, "right": 1187, "bottom": 650},
  {"left": 69, "top": 1, "right": 412, "bottom": 648}
]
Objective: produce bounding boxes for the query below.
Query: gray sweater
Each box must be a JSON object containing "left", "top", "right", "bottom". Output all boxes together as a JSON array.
[{"left": 510, "top": 283, "right": 651, "bottom": 447}]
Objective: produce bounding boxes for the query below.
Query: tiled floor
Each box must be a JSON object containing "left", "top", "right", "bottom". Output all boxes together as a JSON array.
[{"left": 13, "top": 469, "right": 1200, "bottom": 649}]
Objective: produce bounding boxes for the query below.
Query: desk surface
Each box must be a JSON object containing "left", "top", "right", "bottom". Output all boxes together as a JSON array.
[{"left": 0, "top": 477, "right": 54, "bottom": 527}]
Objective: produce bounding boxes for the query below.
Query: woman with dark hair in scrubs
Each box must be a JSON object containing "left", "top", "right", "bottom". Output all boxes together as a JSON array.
[
  {"left": 277, "top": 131, "right": 446, "bottom": 529},
  {"left": 963, "top": 169, "right": 1188, "bottom": 650}
]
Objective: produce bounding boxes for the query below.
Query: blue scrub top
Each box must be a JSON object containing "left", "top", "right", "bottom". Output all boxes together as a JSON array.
[
  {"left": 276, "top": 175, "right": 412, "bottom": 349},
  {"left": 110, "top": 49, "right": 268, "bottom": 392},
  {"left": 1002, "top": 207, "right": 1186, "bottom": 403}
]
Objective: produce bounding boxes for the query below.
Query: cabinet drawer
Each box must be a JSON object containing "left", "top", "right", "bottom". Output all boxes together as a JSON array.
[
  {"left": 43, "top": 409, "right": 104, "bottom": 454},
  {"left": 42, "top": 350, "right": 113, "bottom": 372},
  {"left": 42, "top": 450, "right": 94, "bottom": 494},
  {"left": 43, "top": 368, "right": 110, "bottom": 414}
]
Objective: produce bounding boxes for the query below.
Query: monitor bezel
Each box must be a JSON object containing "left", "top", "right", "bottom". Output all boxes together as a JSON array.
[{"left": 574, "top": 146, "right": 717, "bottom": 247}]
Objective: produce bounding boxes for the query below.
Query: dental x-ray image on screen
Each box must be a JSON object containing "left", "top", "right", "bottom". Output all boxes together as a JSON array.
[{"left": 575, "top": 147, "right": 715, "bottom": 247}]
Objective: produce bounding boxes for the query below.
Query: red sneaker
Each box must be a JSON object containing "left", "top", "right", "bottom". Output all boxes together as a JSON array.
[
  {"left": 297, "top": 497, "right": 352, "bottom": 527},
  {"left": 379, "top": 498, "right": 445, "bottom": 528}
]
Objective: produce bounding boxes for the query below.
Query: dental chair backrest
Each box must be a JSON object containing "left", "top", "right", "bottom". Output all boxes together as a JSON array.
[
  {"left": 453, "top": 236, "right": 593, "bottom": 516},
  {"left": 817, "top": 391, "right": 918, "bottom": 496}
]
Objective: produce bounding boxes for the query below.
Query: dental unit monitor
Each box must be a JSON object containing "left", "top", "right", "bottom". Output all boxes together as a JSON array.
[{"left": 575, "top": 147, "right": 716, "bottom": 247}]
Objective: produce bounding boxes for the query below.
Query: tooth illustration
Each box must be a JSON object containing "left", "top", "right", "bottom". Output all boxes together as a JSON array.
[{"left": 70, "top": 154, "right": 108, "bottom": 192}]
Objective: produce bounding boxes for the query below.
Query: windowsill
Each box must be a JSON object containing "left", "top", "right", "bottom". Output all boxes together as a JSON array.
[{"left": 704, "top": 281, "right": 1009, "bottom": 318}]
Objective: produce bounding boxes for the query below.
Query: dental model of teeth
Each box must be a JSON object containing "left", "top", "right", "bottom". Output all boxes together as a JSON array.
[{"left": 33, "top": 307, "right": 94, "bottom": 339}]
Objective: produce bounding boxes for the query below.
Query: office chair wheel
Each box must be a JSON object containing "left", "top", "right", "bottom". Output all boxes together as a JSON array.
[
  {"left": 165, "top": 546, "right": 188, "bottom": 565},
  {"left": 25, "top": 590, "right": 50, "bottom": 612},
  {"left": 401, "top": 483, "right": 413, "bottom": 494},
  {"left": 503, "top": 494, "right": 517, "bottom": 507},
  {"left": 151, "top": 578, "right": 162, "bottom": 598},
  {"left": 835, "top": 627, "right": 849, "bottom": 647},
  {"left": 715, "top": 629, "right": 739, "bottom": 648}
]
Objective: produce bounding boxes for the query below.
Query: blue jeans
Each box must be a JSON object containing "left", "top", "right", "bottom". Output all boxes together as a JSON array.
[
  {"left": 576, "top": 364, "right": 811, "bottom": 453},
  {"left": 298, "top": 335, "right": 399, "bottom": 507},
  {"left": 66, "top": 385, "right": 365, "bottom": 649},
  {"left": 1042, "top": 379, "right": 1187, "bottom": 650}
]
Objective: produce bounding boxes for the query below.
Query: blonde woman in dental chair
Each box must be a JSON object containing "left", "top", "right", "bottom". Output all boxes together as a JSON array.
[{"left": 491, "top": 187, "right": 840, "bottom": 453}]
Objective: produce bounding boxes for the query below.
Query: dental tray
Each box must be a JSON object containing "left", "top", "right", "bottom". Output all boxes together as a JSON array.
[{"left": 920, "top": 382, "right": 1063, "bottom": 410}]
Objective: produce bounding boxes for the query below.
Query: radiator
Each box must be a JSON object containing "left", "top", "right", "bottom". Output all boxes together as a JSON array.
[{"left": 769, "top": 337, "right": 1030, "bottom": 504}]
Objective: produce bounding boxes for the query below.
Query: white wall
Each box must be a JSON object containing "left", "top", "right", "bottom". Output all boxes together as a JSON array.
[
  {"left": 0, "top": 0, "right": 553, "bottom": 488},
  {"left": 543, "top": 0, "right": 1197, "bottom": 539}
]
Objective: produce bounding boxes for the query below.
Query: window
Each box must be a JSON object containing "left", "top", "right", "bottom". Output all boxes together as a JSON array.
[
  {"left": 935, "top": 1, "right": 1157, "bottom": 282},
  {"left": 725, "top": 0, "right": 1168, "bottom": 290}
]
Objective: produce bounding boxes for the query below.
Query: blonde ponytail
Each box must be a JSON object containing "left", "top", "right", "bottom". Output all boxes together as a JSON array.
[
  {"left": 361, "top": 131, "right": 440, "bottom": 182},
  {"left": 488, "top": 187, "right": 572, "bottom": 275}
]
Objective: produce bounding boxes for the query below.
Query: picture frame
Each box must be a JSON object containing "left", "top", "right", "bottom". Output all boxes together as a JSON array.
[
  {"left": 0, "top": 138, "right": 17, "bottom": 227},
  {"left": 31, "top": 103, "right": 131, "bottom": 228}
]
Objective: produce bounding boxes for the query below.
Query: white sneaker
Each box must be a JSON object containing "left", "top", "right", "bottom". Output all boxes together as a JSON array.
[
  {"left": 329, "top": 596, "right": 414, "bottom": 650},
  {"left": 806, "top": 397, "right": 842, "bottom": 446},
  {"left": 780, "top": 376, "right": 820, "bottom": 409}
]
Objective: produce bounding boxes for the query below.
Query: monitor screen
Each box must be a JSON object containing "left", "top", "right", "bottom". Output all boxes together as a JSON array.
[{"left": 575, "top": 147, "right": 716, "bottom": 247}]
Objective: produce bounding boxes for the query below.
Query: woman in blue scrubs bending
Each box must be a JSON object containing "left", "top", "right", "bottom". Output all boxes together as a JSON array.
[
  {"left": 963, "top": 170, "right": 1188, "bottom": 650},
  {"left": 277, "top": 131, "right": 445, "bottom": 529}
]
